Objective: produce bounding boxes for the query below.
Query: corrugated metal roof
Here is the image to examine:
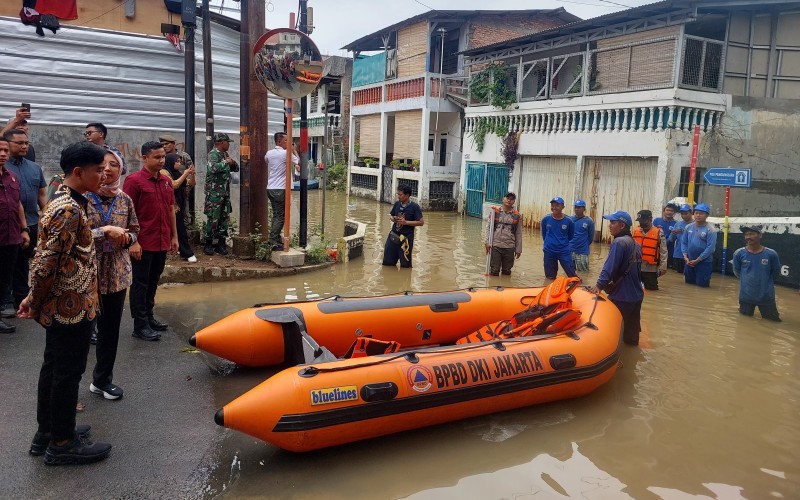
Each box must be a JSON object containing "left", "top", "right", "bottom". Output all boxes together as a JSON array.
[
  {"left": 342, "top": 8, "right": 581, "bottom": 52},
  {"left": 0, "top": 15, "right": 284, "bottom": 134}
]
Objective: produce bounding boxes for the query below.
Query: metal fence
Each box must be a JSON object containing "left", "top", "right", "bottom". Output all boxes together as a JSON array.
[
  {"left": 679, "top": 35, "right": 725, "bottom": 91},
  {"left": 429, "top": 181, "right": 455, "bottom": 200},
  {"left": 350, "top": 173, "right": 378, "bottom": 190}
]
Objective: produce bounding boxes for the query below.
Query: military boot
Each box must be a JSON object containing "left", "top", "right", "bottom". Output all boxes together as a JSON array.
[
  {"left": 203, "top": 239, "right": 215, "bottom": 256},
  {"left": 215, "top": 240, "right": 229, "bottom": 256}
]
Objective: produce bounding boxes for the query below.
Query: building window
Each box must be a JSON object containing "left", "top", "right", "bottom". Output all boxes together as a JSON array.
[
  {"left": 429, "top": 181, "right": 454, "bottom": 200},
  {"left": 678, "top": 167, "right": 706, "bottom": 200},
  {"left": 351, "top": 173, "right": 378, "bottom": 190}
]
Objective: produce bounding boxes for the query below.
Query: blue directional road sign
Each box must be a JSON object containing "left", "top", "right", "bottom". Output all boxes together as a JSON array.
[{"left": 703, "top": 167, "right": 752, "bottom": 188}]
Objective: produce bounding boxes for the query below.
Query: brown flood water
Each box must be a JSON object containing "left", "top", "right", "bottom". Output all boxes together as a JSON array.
[{"left": 156, "top": 190, "right": 800, "bottom": 499}]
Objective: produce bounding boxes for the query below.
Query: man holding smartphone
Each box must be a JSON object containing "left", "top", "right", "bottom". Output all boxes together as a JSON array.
[{"left": 1, "top": 105, "right": 35, "bottom": 162}]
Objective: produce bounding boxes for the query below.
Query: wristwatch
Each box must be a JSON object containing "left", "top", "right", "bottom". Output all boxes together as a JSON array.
[{"left": 20, "top": 227, "right": 30, "bottom": 233}]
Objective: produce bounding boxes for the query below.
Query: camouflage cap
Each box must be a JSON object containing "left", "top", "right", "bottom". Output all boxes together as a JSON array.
[{"left": 213, "top": 133, "right": 232, "bottom": 142}]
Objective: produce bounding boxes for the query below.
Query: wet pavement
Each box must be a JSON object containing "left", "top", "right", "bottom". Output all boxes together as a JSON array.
[
  {"left": 0, "top": 310, "right": 219, "bottom": 499},
  {"left": 1, "top": 190, "right": 798, "bottom": 499}
]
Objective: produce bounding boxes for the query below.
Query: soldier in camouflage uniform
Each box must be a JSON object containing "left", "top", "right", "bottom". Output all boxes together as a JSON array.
[{"left": 203, "top": 133, "right": 238, "bottom": 256}]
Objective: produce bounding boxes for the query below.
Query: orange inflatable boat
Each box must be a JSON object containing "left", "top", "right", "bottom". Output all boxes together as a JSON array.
[
  {"left": 214, "top": 286, "right": 623, "bottom": 452},
  {"left": 191, "top": 287, "right": 555, "bottom": 367}
]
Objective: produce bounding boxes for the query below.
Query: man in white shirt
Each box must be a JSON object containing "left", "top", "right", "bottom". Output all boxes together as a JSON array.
[{"left": 264, "top": 132, "right": 298, "bottom": 250}]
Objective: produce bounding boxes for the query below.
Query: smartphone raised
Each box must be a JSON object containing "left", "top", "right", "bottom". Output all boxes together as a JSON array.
[{"left": 21, "top": 103, "right": 31, "bottom": 112}]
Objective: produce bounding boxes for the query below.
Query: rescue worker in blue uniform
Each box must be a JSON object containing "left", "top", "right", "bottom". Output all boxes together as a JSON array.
[
  {"left": 569, "top": 199, "right": 594, "bottom": 273},
  {"left": 681, "top": 202, "right": 717, "bottom": 287},
  {"left": 588, "top": 211, "right": 643, "bottom": 345},
  {"left": 668, "top": 204, "right": 693, "bottom": 273},
  {"left": 732, "top": 225, "right": 782, "bottom": 321},
  {"left": 541, "top": 196, "right": 576, "bottom": 279}
]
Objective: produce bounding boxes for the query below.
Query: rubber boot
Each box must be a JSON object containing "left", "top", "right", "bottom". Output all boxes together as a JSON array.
[
  {"left": 215, "top": 240, "right": 229, "bottom": 256},
  {"left": 203, "top": 239, "right": 215, "bottom": 256}
]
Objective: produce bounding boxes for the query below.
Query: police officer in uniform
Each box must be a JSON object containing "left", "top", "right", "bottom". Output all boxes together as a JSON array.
[
  {"left": 485, "top": 192, "right": 522, "bottom": 276},
  {"left": 203, "top": 133, "right": 238, "bottom": 256}
]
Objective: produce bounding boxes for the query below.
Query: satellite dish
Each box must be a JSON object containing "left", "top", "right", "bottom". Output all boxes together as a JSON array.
[{"left": 253, "top": 28, "right": 323, "bottom": 99}]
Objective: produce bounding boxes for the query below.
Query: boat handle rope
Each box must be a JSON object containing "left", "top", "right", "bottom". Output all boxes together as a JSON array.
[{"left": 298, "top": 325, "right": 595, "bottom": 377}]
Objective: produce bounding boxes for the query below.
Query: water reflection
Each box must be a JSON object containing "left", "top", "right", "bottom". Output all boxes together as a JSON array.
[{"left": 156, "top": 190, "right": 799, "bottom": 499}]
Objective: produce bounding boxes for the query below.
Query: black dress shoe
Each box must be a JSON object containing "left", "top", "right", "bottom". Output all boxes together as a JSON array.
[
  {"left": 132, "top": 327, "right": 161, "bottom": 341},
  {"left": 148, "top": 318, "right": 168, "bottom": 331},
  {"left": 30, "top": 425, "right": 91, "bottom": 456},
  {"left": 0, "top": 319, "right": 15, "bottom": 334},
  {"left": 214, "top": 242, "right": 229, "bottom": 255},
  {"left": 203, "top": 244, "right": 215, "bottom": 256}
]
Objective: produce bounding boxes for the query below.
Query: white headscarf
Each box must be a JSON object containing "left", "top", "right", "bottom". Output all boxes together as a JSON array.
[{"left": 97, "top": 150, "right": 124, "bottom": 197}]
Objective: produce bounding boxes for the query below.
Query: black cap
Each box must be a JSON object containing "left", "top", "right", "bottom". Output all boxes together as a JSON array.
[
  {"left": 740, "top": 225, "right": 763, "bottom": 234},
  {"left": 636, "top": 210, "right": 653, "bottom": 221}
]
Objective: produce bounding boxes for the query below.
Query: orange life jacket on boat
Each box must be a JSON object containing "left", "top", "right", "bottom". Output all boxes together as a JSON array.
[
  {"left": 456, "top": 277, "right": 583, "bottom": 344},
  {"left": 633, "top": 226, "right": 662, "bottom": 266}
]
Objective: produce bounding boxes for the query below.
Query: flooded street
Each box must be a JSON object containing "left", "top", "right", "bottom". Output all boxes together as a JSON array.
[{"left": 158, "top": 190, "right": 800, "bottom": 499}]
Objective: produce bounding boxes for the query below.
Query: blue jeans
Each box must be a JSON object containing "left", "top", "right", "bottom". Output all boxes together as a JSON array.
[
  {"left": 543, "top": 250, "right": 577, "bottom": 279},
  {"left": 684, "top": 260, "right": 712, "bottom": 287}
]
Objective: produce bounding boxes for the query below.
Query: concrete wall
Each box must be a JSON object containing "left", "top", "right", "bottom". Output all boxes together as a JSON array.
[
  {"left": 27, "top": 124, "right": 245, "bottom": 228},
  {"left": 700, "top": 96, "right": 800, "bottom": 217}
]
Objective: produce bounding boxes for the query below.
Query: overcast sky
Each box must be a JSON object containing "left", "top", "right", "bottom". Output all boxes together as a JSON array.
[{"left": 241, "top": 0, "right": 659, "bottom": 55}]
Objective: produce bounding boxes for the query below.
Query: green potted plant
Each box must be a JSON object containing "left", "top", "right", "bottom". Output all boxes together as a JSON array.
[
  {"left": 390, "top": 159, "right": 401, "bottom": 169},
  {"left": 411, "top": 159, "right": 420, "bottom": 171},
  {"left": 364, "top": 157, "right": 378, "bottom": 168}
]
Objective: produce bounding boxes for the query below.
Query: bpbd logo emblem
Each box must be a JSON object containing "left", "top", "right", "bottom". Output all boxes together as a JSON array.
[
  {"left": 407, "top": 366, "right": 433, "bottom": 393},
  {"left": 310, "top": 385, "right": 359, "bottom": 405}
]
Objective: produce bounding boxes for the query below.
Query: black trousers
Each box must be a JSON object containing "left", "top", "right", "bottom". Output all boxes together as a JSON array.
[
  {"left": 673, "top": 256, "right": 685, "bottom": 274},
  {"left": 268, "top": 189, "right": 286, "bottom": 247},
  {"left": 0, "top": 244, "right": 19, "bottom": 307},
  {"left": 490, "top": 247, "right": 515, "bottom": 275},
  {"left": 641, "top": 271, "right": 659, "bottom": 290},
  {"left": 611, "top": 298, "right": 642, "bottom": 346},
  {"left": 37, "top": 320, "right": 92, "bottom": 441},
  {"left": 94, "top": 289, "right": 127, "bottom": 387},
  {"left": 130, "top": 250, "right": 167, "bottom": 330},
  {"left": 175, "top": 209, "right": 194, "bottom": 259},
  {"left": 382, "top": 233, "right": 415, "bottom": 268},
  {"left": 12, "top": 224, "right": 37, "bottom": 306}
]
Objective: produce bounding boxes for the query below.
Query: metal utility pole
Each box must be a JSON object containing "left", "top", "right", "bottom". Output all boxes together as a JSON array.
[
  {"left": 182, "top": 0, "right": 197, "bottom": 223},
  {"left": 202, "top": 0, "right": 215, "bottom": 153},
  {"left": 298, "top": 0, "right": 309, "bottom": 247},
  {"left": 239, "top": 0, "right": 269, "bottom": 237}
]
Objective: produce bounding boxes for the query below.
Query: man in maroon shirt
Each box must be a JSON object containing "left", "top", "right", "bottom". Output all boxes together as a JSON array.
[
  {"left": 123, "top": 141, "right": 178, "bottom": 341},
  {"left": 0, "top": 137, "right": 31, "bottom": 333}
]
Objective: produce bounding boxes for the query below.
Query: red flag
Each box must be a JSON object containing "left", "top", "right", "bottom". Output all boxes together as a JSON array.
[{"left": 36, "top": 0, "right": 78, "bottom": 20}]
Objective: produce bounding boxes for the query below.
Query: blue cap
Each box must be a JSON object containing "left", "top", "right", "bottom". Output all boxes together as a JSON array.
[
  {"left": 679, "top": 203, "right": 692, "bottom": 212},
  {"left": 550, "top": 197, "right": 565, "bottom": 205},
  {"left": 602, "top": 210, "right": 633, "bottom": 227},
  {"left": 694, "top": 202, "right": 711, "bottom": 214},
  {"left": 574, "top": 199, "right": 586, "bottom": 207}
]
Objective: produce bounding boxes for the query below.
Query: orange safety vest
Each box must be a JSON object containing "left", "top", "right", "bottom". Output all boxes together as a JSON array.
[{"left": 633, "top": 226, "right": 662, "bottom": 266}]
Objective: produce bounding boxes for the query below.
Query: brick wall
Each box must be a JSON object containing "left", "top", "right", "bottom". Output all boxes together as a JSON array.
[{"left": 468, "top": 14, "right": 569, "bottom": 50}]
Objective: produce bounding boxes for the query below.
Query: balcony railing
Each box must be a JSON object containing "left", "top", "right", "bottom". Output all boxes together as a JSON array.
[
  {"left": 467, "top": 34, "right": 725, "bottom": 106},
  {"left": 352, "top": 73, "right": 467, "bottom": 109},
  {"left": 291, "top": 113, "right": 342, "bottom": 130},
  {"left": 465, "top": 104, "right": 723, "bottom": 136}
]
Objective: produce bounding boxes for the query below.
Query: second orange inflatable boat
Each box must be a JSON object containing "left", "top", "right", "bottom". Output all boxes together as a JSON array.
[{"left": 191, "top": 287, "right": 550, "bottom": 367}]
